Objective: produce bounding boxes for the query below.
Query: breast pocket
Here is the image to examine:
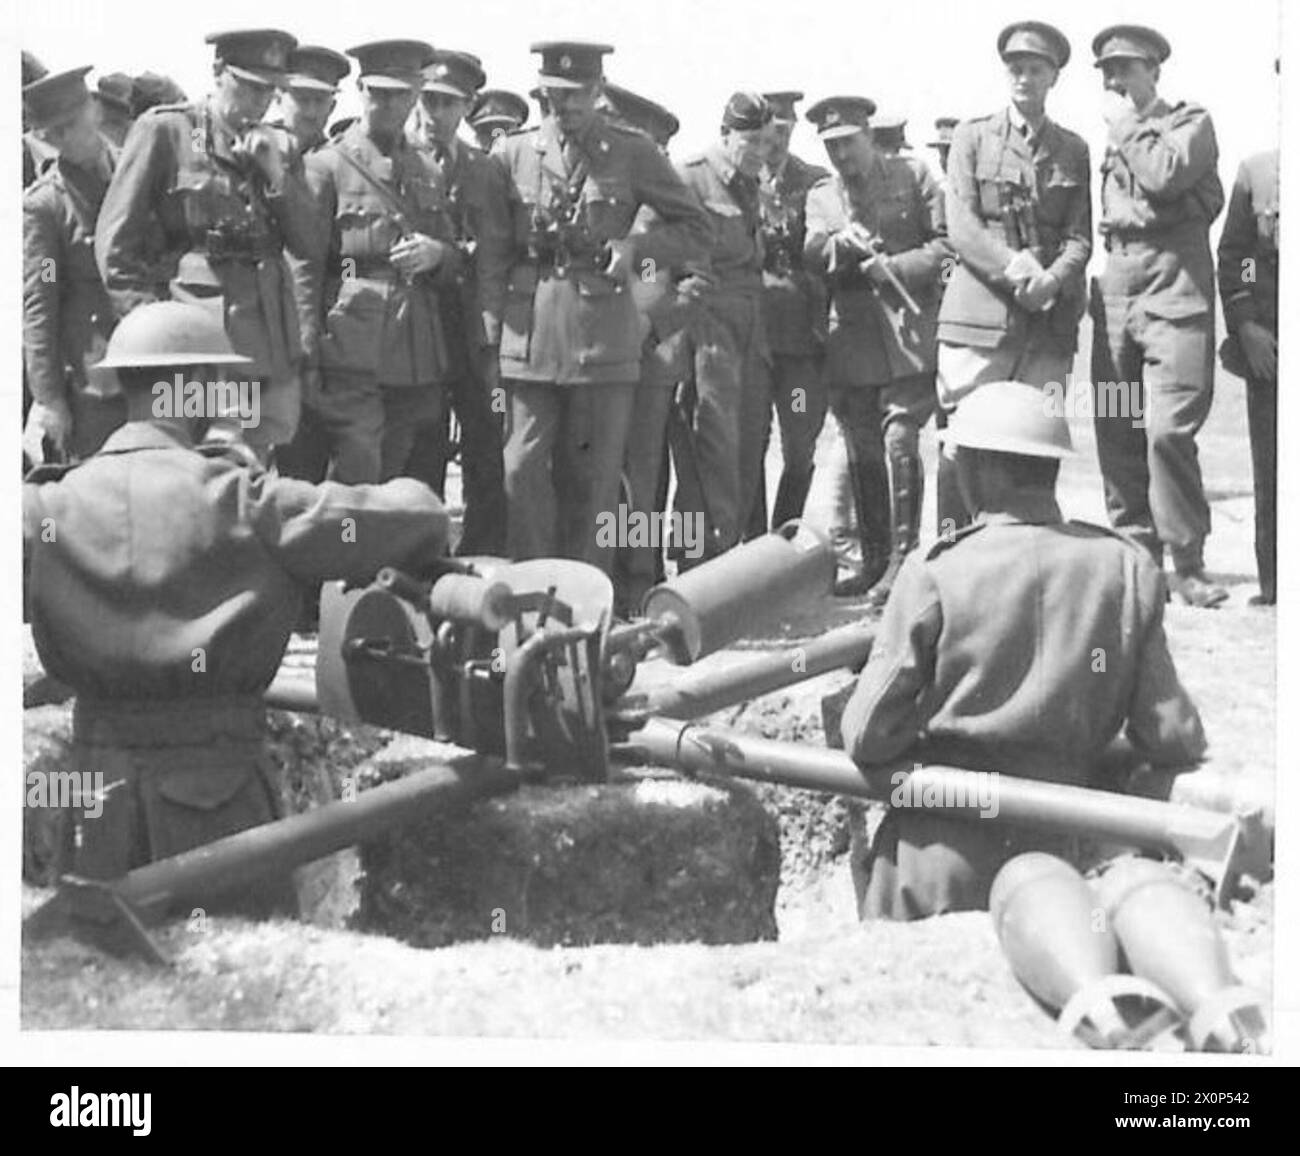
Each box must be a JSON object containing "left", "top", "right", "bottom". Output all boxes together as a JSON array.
[
  {"left": 1037, "top": 164, "right": 1083, "bottom": 228},
  {"left": 337, "top": 196, "right": 393, "bottom": 260},
  {"left": 583, "top": 177, "right": 633, "bottom": 240},
  {"left": 171, "top": 168, "right": 238, "bottom": 234},
  {"left": 975, "top": 156, "right": 1018, "bottom": 221}
]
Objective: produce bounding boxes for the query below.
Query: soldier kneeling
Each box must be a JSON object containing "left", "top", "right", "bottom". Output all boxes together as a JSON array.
[{"left": 24, "top": 302, "right": 449, "bottom": 915}]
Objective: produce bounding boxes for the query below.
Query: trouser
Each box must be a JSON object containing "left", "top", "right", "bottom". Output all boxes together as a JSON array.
[
  {"left": 503, "top": 378, "right": 637, "bottom": 572},
  {"left": 70, "top": 386, "right": 127, "bottom": 460},
  {"left": 613, "top": 343, "right": 677, "bottom": 614},
  {"left": 1090, "top": 274, "right": 1215, "bottom": 570},
  {"left": 936, "top": 335, "right": 1073, "bottom": 536},
  {"left": 313, "top": 374, "right": 444, "bottom": 485},
  {"left": 66, "top": 696, "right": 296, "bottom": 918},
  {"left": 828, "top": 374, "right": 935, "bottom": 582},
  {"left": 673, "top": 293, "right": 770, "bottom": 558},
  {"left": 756, "top": 352, "right": 828, "bottom": 532},
  {"left": 405, "top": 348, "right": 508, "bottom": 556},
  {"left": 275, "top": 402, "right": 331, "bottom": 482},
  {"left": 1246, "top": 372, "right": 1277, "bottom": 597}
]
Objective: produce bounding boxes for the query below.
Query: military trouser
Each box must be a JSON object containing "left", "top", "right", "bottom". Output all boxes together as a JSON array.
[
  {"left": 672, "top": 292, "right": 770, "bottom": 559},
  {"left": 828, "top": 374, "right": 935, "bottom": 587},
  {"left": 405, "top": 347, "right": 508, "bottom": 556},
  {"left": 1246, "top": 372, "right": 1277, "bottom": 599},
  {"left": 753, "top": 353, "right": 828, "bottom": 533},
  {"left": 503, "top": 378, "right": 637, "bottom": 573},
  {"left": 613, "top": 340, "right": 679, "bottom": 615},
  {"left": 275, "top": 403, "right": 331, "bottom": 483},
  {"left": 66, "top": 696, "right": 296, "bottom": 919},
  {"left": 1090, "top": 268, "right": 1215, "bottom": 571},
  {"left": 313, "top": 374, "right": 444, "bottom": 485},
  {"left": 936, "top": 336, "right": 1073, "bottom": 535}
]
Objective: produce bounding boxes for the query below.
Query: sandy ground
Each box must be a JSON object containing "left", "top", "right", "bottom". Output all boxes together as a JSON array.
[{"left": 20, "top": 357, "right": 1277, "bottom": 1048}]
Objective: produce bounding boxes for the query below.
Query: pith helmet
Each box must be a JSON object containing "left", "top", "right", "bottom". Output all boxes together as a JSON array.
[
  {"left": 97, "top": 302, "right": 254, "bottom": 369},
  {"left": 942, "top": 381, "right": 1073, "bottom": 458}
]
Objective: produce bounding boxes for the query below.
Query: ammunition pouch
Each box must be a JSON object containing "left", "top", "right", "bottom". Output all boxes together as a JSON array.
[{"left": 204, "top": 225, "right": 283, "bottom": 264}]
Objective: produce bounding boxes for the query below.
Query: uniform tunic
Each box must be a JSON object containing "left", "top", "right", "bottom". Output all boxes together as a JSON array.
[
  {"left": 1217, "top": 149, "right": 1279, "bottom": 598},
  {"left": 24, "top": 421, "right": 449, "bottom": 882},
  {"left": 23, "top": 148, "right": 125, "bottom": 458},
  {"left": 840, "top": 497, "right": 1206, "bottom": 919},
  {"left": 1090, "top": 97, "right": 1225, "bottom": 568},
  {"left": 95, "top": 101, "right": 318, "bottom": 448},
  {"left": 938, "top": 107, "right": 1091, "bottom": 396}
]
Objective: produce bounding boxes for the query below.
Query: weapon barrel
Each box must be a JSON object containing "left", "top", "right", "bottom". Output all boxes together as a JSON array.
[
  {"left": 618, "top": 718, "right": 1253, "bottom": 894},
  {"left": 264, "top": 671, "right": 319, "bottom": 713},
  {"left": 76, "top": 756, "right": 520, "bottom": 926},
  {"left": 623, "top": 621, "right": 874, "bottom": 720}
]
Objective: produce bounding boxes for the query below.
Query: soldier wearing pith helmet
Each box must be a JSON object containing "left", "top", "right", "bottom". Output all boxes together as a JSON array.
[
  {"left": 935, "top": 21, "right": 1091, "bottom": 535},
  {"left": 1088, "top": 24, "right": 1228, "bottom": 607},
  {"left": 491, "top": 41, "right": 710, "bottom": 572},
  {"left": 94, "top": 28, "right": 318, "bottom": 459}
]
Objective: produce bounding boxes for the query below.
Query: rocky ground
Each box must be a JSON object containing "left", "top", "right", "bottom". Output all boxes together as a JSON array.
[{"left": 19, "top": 369, "right": 1279, "bottom": 1051}]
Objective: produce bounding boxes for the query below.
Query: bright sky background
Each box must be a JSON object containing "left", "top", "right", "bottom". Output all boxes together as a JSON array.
[{"left": 15, "top": 0, "right": 1283, "bottom": 181}]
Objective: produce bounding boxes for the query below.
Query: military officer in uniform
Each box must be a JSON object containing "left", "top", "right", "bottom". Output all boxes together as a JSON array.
[
  {"left": 937, "top": 22, "right": 1091, "bottom": 534},
  {"left": 271, "top": 45, "right": 350, "bottom": 153},
  {"left": 750, "top": 89, "right": 829, "bottom": 534},
  {"left": 491, "top": 42, "right": 710, "bottom": 571},
  {"left": 23, "top": 66, "right": 125, "bottom": 466},
  {"left": 664, "top": 91, "right": 772, "bottom": 561},
  {"left": 1218, "top": 144, "right": 1279, "bottom": 606},
  {"left": 406, "top": 48, "right": 513, "bottom": 554},
  {"left": 24, "top": 301, "right": 450, "bottom": 898},
  {"left": 840, "top": 381, "right": 1205, "bottom": 920},
  {"left": 94, "top": 74, "right": 136, "bottom": 148},
  {"left": 297, "top": 39, "right": 462, "bottom": 485},
  {"left": 929, "top": 116, "right": 958, "bottom": 175},
  {"left": 467, "top": 88, "right": 530, "bottom": 153},
  {"left": 22, "top": 50, "right": 55, "bottom": 190},
  {"left": 130, "top": 71, "right": 188, "bottom": 118},
  {"left": 871, "top": 115, "right": 911, "bottom": 157},
  {"left": 804, "top": 96, "right": 949, "bottom": 604},
  {"left": 601, "top": 83, "right": 687, "bottom": 612},
  {"left": 95, "top": 29, "right": 318, "bottom": 458},
  {"left": 1090, "top": 25, "right": 1227, "bottom": 608}
]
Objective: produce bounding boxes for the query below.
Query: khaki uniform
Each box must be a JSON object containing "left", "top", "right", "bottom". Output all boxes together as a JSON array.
[
  {"left": 299, "top": 123, "right": 463, "bottom": 483},
  {"left": 840, "top": 499, "right": 1205, "bottom": 920},
  {"left": 1217, "top": 149, "right": 1278, "bottom": 599},
  {"left": 404, "top": 136, "right": 514, "bottom": 554},
  {"left": 1090, "top": 98, "right": 1224, "bottom": 570},
  {"left": 492, "top": 117, "right": 710, "bottom": 569},
  {"left": 24, "top": 421, "right": 448, "bottom": 891},
  {"left": 755, "top": 152, "right": 830, "bottom": 530},
  {"left": 95, "top": 101, "right": 317, "bottom": 449},
  {"left": 23, "top": 149, "right": 125, "bottom": 459},
  {"left": 938, "top": 108, "right": 1091, "bottom": 395},
  {"left": 803, "top": 153, "right": 948, "bottom": 583},
  {"left": 666, "top": 142, "right": 768, "bottom": 556}
]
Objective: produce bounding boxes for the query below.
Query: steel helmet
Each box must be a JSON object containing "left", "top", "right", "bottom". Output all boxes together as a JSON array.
[
  {"left": 941, "top": 381, "right": 1074, "bottom": 459},
  {"left": 96, "top": 301, "right": 254, "bottom": 369}
]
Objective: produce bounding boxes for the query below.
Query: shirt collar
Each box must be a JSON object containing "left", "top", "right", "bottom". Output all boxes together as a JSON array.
[
  {"left": 1007, "top": 103, "right": 1051, "bottom": 143},
  {"left": 975, "top": 493, "right": 1064, "bottom": 527}
]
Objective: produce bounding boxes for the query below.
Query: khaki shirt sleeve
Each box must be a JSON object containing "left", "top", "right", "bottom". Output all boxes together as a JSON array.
[
  {"left": 626, "top": 140, "right": 712, "bottom": 275},
  {"left": 800, "top": 181, "right": 839, "bottom": 277},
  {"left": 248, "top": 474, "right": 450, "bottom": 584},
  {"left": 23, "top": 188, "right": 66, "bottom": 407},
  {"left": 1046, "top": 140, "right": 1092, "bottom": 289},
  {"left": 474, "top": 155, "right": 517, "bottom": 347},
  {"left": 264, "top": 152, "right": 322, "bottom": 261},
  {"left": 1124, "top": 568, "right": 1208, "bottom": 766},
  {"left": 1111, "top": 105, "right": 1218, "bottom": 203},
  {"left": 295, "top": 153, "right": 339, "bottom": 366},
  {"left": 840, "top": 556, "right": 942, "bottom": 765},
  {"left": 95, "top": 116, "right": 173, "bottom": 318},
  {"left": 891, "top": 160, "right": 952, "bottom": 291}
]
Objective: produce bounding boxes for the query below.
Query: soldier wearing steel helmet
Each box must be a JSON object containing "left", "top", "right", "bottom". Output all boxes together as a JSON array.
[
  {"left": 1089, "top": 24, "right": 1228, "bottom": 608},
  {"left": 23, "top": 300, "right": 449, "bottom": 896},
  {"left": 838, "top": 381, "right": 1205, "bottom": 920},
  {"left": 94, "top": 30, "right": 320, "bottom": 461},
  {"left": 936, "top": 21, "right": 1092, "bottom": 535}
]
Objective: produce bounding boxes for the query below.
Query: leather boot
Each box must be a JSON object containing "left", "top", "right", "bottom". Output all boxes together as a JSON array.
[
  {"left": 833, "top": 441, "right": 890, "bottom": 597},
  {"left": 771, "top": 464, "right": 815, "bottom": 530},
  {"left": 867, "top": 444, "right": 923, "bottom": 608}
]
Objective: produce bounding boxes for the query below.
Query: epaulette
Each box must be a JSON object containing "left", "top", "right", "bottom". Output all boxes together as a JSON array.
[
  {"left": 24, "top": 459, "right": 80, "bottom": 484},
  {"left": 925, "top": 521, "right": 985, "bottom": 559},
  {"left": 141, "top": 101, "right": 192, "bottom": 120},
  {"left": 1066, "top": 519, "right": 1146, "bottom": 547}
]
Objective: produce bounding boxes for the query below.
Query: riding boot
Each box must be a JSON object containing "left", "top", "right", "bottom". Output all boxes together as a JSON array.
[
  {"left": 867, "top": 442, "right": 923, "bottom": 608},
  {"left": 833, "top": 438, "right": 891, "bottom": 597}
]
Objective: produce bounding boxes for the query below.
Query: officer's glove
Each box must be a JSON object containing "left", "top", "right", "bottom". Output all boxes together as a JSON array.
[
  {"left": 23, "top": 400, "right": 72, "bottom": 466},
  {"left": 1014, "top": 270, "right": 1060, "bottom": 313},
  {"left": 1003, "top": 248, "right": 1044, "bottom": 287}
]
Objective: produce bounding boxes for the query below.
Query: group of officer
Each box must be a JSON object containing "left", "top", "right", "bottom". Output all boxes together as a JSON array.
[{"left": 19, "top": 21, "right": 1278, "bottom": 921}]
